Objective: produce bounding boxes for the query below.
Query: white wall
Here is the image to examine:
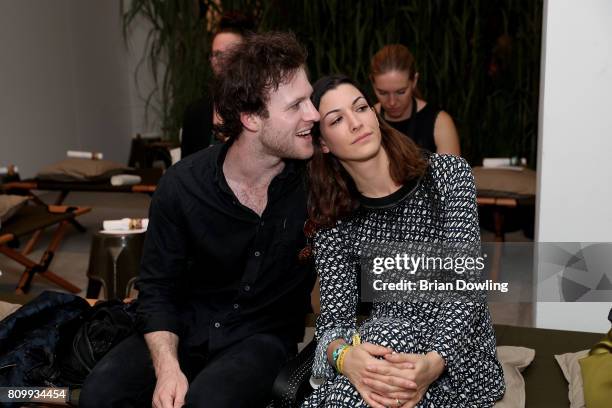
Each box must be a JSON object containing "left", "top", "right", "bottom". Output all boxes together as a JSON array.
[
  {"left": 0, "top": 0, "right": 79, "bottom": 178},
  {"left": 536, "top": 0, "right": 612, "bottom": 332},
  {"left": 68, "top": 0, "right": 133, "bottom": 162},
  {"left": 123, "top": 10, "right": 164, "bottom": 140},
  {"left": 0, "top": 0, "right": 159, "bottom": 178}
]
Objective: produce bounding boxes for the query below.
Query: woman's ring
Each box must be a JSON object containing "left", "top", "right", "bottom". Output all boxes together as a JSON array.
[{"left": 396, "top": 398, "right": 402, "bottom": 407}]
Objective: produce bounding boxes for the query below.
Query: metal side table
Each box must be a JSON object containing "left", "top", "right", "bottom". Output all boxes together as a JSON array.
[{"left": 86, "top": 230, "right": 145, "bottom": 299}]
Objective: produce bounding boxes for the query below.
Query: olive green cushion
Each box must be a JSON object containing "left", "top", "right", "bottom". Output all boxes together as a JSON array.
[
  {"left": 579, "top": 330, "right": 612, "bottom": 408},
  {"left": 494, "top": 325, "right": 604, "bottom": 408}
]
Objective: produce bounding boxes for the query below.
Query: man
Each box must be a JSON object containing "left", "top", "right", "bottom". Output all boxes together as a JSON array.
[
  {"left": 80, "top": 32, "right": 319, "bottom": 408},
  {"left": 181, "top": 12, "right": 254, "bottom": 158}
]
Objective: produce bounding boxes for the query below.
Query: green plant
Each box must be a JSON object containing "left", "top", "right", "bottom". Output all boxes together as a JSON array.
[
  {"left": 124, "top": 0, "right": 543, "bottom": 166},
  {"left": 122, "top": 0, "right": 218, "bottom": 140}
]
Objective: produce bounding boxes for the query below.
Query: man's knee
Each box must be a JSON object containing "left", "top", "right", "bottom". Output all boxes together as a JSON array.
[
  {"left": 183, "top": 387, "right": 268, "bottom": 408},
  {"left": 183, "top": 387, "right": 207, "bottom": 408},
  {"left": 79, "top": 359, "right": 120, "bottom": 408},
  {"left": 79, "top": 334, "right": 155, "bottom": 408},
  {"left": 182, "top": 334, "right": 293, "bottom": 408},
  {"left": 80, "top": 353, "right": 140, "bottom": 408}
]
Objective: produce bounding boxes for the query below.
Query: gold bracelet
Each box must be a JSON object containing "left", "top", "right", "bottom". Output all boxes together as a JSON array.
[{"left": 336, "top": 345, "right": 351, "bottom": 374}]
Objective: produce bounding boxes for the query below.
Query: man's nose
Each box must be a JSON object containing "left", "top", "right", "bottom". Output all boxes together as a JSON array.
[{"left": 303, "top": 99, "right": 321, "bottom": 122}]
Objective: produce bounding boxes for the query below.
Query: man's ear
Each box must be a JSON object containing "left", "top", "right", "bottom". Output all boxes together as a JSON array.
[
  {"left": 320, "top": 138, "right": 330, "bottom": 154},
  {"left": 240, "top": 112, "right": 260, "bottom": 133}
]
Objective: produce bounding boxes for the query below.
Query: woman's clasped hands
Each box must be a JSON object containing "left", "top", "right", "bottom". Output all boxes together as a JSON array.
[{"left": 341, "top": 342, "right": 446, "bottom": 408}]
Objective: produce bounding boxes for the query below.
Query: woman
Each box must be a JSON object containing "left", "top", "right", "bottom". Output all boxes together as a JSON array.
[
  {"left": 370, "top": 44, "right": 460, "bottom": 155},
  {"left": 302, "top": 75, "right": 504, "bottom": 408}
]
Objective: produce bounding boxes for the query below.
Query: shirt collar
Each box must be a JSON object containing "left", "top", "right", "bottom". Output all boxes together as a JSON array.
[
  {"left": 213, "top": 142, "right": 303, "bottom": 194},
  {"left": 212, "top": 142, "right": 232, "bottom": 195}
]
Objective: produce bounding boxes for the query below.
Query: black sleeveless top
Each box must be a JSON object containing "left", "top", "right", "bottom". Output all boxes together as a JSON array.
[{"left": 380, "top": 97, "right": 440, "bottom": 153}]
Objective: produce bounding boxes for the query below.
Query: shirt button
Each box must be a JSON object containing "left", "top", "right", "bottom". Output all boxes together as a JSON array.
[
  {"left": 254, "top": 251, "right": 261, "bottom": 257},
  {"left": 233, "top": 303, "right": 239, "bottom": 309},
  {"left": 244, "top": 285, "right": 251, "bottom": 292},
  {"left": 260, "top": 221, "right": 265, "bottom": 226},
  {"left": 214, "top": 322, "right": 221, "bottom": 328}
]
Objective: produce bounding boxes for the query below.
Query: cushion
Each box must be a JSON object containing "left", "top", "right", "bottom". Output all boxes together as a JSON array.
[
  {"left": 494, "top": 346, "right": 536, "bottom": 408},
  {"left": 0, "top": 301, "right": 20, "bottom": 321},
  {"left": 493, "top": 324, "right": 605, "bottom": 407},
  {"left": 579, "top": 329, "right": 612, "bottom": 408},
  {"left": 0, "top": 195, "right": 29, "bottom": 223},
  {"left": 472, "top": 167, "right": 536, "bottom": 196},
  {"left": 555, "top": 349, "right": 588, "bottom": 408},
  {"left": 37, "top": 158, "right": 128, "bottom": 182}
]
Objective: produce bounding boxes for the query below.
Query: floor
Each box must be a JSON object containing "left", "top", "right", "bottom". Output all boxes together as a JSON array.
[
  {"left": 0, "top": 191, "right": 535, "bottom": 344},
  {"left": 0, "top": 191, "right": 150, "bottom": 298}
]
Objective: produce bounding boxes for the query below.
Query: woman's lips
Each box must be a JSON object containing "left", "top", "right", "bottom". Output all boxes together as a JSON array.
[
  {"left": 352, "top": 132, "right": 372, "bottom": 144},
  {"left": 385, "top": 108, "right": 402, "bottom": 116}
]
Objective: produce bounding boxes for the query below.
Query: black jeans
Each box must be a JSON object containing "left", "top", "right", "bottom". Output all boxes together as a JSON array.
[{"left": 79, "top": 332, "right": 295, "bottom": 408}]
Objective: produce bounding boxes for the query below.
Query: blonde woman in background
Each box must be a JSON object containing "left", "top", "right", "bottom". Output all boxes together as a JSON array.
[{"left": 370, "top": 44, "right": 460, "bottom": 156}]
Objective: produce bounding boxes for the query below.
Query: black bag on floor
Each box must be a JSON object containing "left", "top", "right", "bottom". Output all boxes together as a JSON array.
[{"left": 57, "top": 299, "right": 137, "bottom": 386}]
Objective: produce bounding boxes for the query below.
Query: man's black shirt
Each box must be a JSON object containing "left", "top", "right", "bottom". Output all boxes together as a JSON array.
[{"left": 136, "top": 142, "right": 315, "bottom": 352}]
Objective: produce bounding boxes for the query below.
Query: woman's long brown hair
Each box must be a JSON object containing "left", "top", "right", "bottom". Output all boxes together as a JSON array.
[{"left": 308, "top": 75, "right": 428, "bottom": 227}]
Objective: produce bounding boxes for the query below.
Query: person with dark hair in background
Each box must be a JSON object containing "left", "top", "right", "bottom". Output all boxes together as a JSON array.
[
  {"left": 301, "top": 75, "right": 503, "bottom": 407},
  {"left": 180, "top": 11, "right": 255, "bottom": 158},
  {"left": 79, "top": 32, "right": 319, "bottom": 408},
  {"left": 370, "top": 44, "right": 461, "bottom": 156}
]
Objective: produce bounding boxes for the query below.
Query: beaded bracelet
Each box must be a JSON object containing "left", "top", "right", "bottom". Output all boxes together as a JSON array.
[
  {"left": 332, "top": 344, "right": 349, "bottom": 370},
  {"left": 332, "top": 334, "right": 362, "bottom": 374},
  {"left": 336, "top": 345, "right": 351, "bottom": 374}
]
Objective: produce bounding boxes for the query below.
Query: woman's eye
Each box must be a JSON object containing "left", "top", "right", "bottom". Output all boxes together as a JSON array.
[
  {"left": 330, "top": 117, "right": 342, "bottom": 126},
  {"left": 356, "top": 105, "right": 368, "bottom": 112},
  {"left": 291, "top": 103, "right": 300, "bottom": 110},
  {"left": 396, "top": 90, "right": 406, "bottom": 95}
]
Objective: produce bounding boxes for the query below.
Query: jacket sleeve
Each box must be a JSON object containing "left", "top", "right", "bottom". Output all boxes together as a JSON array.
[
  {"left": 311, "top": 224, "right": 359, "bottom": 379},
  {"left": 428, "top": 156, "right": 485, "bottom": 366}
]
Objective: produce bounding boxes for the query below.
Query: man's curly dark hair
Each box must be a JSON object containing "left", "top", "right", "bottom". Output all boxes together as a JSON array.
[{"left": 212, "top": 31, "right": 307, "bottom": 141}]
